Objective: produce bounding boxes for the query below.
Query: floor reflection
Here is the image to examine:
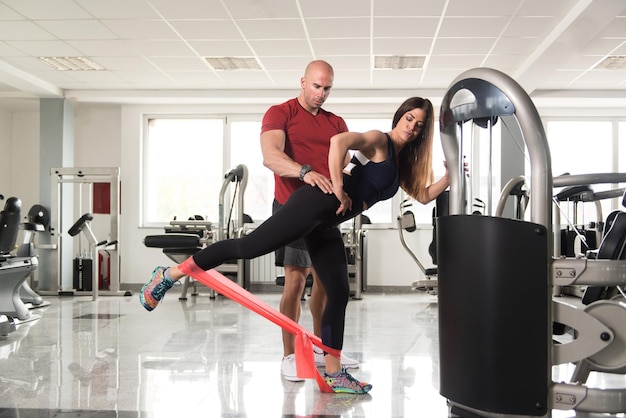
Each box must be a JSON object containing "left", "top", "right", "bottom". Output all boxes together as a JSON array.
[{"left": 0, "top": 291, "right": 623, "bottom": 417}]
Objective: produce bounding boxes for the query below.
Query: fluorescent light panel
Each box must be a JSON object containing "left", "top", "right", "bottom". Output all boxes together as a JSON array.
[
  {"left": 375, "top": 55, "right": 425, "bottom": 69},
  {"left": 205, "top": 57, "right": 261, "bottom": 70},
  {"left": 595, "top": 56, "right": 626, "bottom": 70},
  {"left": 39, "top": 56, "right": 104, "bottom": 71}
]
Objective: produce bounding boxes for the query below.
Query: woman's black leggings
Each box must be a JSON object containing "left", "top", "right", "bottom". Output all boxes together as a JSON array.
[{"left": 191, "top": 184, "right": 363, "bottom": 350}]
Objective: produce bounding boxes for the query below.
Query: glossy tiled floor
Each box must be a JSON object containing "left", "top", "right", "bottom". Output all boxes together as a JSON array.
[{"left": 1, "top": 286, "right": 625, "bottom": 417}]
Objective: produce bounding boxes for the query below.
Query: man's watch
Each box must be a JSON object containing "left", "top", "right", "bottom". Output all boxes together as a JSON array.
[{"left": 299, "top": 164, "right": 313, "bottom": 181}]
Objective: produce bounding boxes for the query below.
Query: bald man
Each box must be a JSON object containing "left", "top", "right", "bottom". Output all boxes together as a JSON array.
[{"left": 260, "top": 60, "right": 359, "bottom": 381}]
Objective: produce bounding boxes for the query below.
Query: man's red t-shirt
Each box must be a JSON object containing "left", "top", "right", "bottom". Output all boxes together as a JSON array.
[{"left": 261, "top": 98, "right": 348, "bottom": 205}]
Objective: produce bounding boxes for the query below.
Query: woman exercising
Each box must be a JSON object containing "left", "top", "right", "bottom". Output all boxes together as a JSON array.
[{"left": 139, "top": 96, "right": 450, "bottom": 394}]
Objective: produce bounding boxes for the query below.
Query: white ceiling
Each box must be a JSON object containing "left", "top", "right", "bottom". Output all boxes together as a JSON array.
[{"left": 0, "top": 0, "right": 625, "bottom": 111}]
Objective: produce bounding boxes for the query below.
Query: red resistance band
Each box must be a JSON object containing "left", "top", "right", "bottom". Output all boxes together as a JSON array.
[{"left": 179, "top": 259, "right": 337, "bottom": 392}]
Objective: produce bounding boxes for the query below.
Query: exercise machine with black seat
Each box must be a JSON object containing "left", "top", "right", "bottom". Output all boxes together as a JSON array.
[
  {"left": 437, "top": 67, "right": 626, "bottom": 417},
  {"left": 67, "top": 212, "right": 122, "bottom": 300},
  {"left": 44, "top": 167, "right": 124, "bottom": 298},
  {"left": 578, "top": 186, "right": 626, "bottom": 304},
  {"left": 397, "top": 194, "right": 445, "bottom": 293},
  {"left": 0, "top": 197, "right": 39, "bottom": 323},
  {"left": 144, "top": 164, "right": 251, "bottom": 299},
  {"left": 553, "top": 178, "right": 602, "bottom": 258}
]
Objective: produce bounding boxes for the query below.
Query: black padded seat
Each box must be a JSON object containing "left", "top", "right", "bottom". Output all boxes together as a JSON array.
[
  {"left": 144, "top": 233, "right": 201, "bottom": 249},
  {"left": 581, "top": 189, "right": 626, "bottom": 305}
]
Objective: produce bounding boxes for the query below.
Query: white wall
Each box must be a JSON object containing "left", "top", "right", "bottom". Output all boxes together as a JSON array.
[
  {"left": 11, "top": 112, "right": 39, "bottom": 211},
  {"left": 1, "top": 110, "right": 39, "bottom": 244},
  {"left": 0, "top": 110, "right": 12, "bottom": 197}
]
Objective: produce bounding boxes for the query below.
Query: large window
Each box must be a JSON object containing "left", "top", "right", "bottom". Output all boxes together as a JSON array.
[
  {"left": 142, "top": 116, "right": 224, "bottom": 226},
  {"left": 230, "top": 119, "right": 272, "bottom": 221},
  {"left": 547, "top": 121, "right": 613, "bottom": 177},
  {"left": 142, "top": 114, "right": 449, "bottom": 227},
  {"left": 547, "top": 120, "right": 615, "bottom": 222}
]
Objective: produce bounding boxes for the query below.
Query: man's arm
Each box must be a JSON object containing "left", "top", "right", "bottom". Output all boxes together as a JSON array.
[
  {"left": 260, "top": 129, "right": 301, "bottom": 178},
  {"left": 261, "top": 129, "right": 334, "bottom": 194}
]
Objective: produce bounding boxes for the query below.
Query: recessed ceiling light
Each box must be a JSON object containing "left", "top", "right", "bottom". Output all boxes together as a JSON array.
[
  {"left": 38, "top": 56, "right": 105, "bottom": 71},
  {"left": 205, "top": 57, "right": 261, "bottom": 70},
  {"left": 375, "top": 55, "right": 425, "bottom": 69},
  {"left": 594, "top": 56, "right": 626, "bottom": 70}
]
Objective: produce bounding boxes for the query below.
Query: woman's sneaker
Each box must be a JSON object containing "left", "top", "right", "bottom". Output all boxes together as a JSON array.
[
  {"left": 324, "top": 368, "right": 372, "bottom": 394},
  {"left": 140, "top": 266, "right": 174, "bottom": 311}
]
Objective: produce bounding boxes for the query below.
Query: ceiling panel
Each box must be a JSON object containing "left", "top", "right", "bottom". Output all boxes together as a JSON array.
[
  {"left": 189, "top": 40, "right": 254, "bottom": 57},
  {"left": 0, "top": 0, "right": 622, "bottom": 108},
  {"left": 0, "top": 21, "right": 56, "bottom": 40},
  {"left": 75, "top": 0, "right": 161, "bottom": 19},
  {"left": 306, "top": 17, "right": 371, "bottom": 38},
  {"left": 373, "top": 0, "right": 446, "bottom": 17},
  {"left": 101, "top": 19, "right": 180, "bottom": 40},
  {"left": 250, "top": 39, "right": 311, "bottom": 56},
  {"left": 374, "top": 17, "right": 440, "bottom": 38},
  {"left": 6, "top": 40, "right": 83, "bottom": 56},
  {"left": 147, "top": 0, "right": 228, "bottom": 19},
  {"left": 259, "top": 56, "right": 314, "bottom": 71},
  {"left": 312, "top": 39, "right": 370, "bottom": 56},
  {"left": 168, "top": 19, "right": 242, "bottom": 40},
  {"left": 35, "top": 20, "right": 118, "bottom": 40},
  {"left": 373, "top": 38, "right": 432, "bottom": 56},
  {"left": 3, "top": 0, "right": 91, "bottom": 19},
  {"left": 438, "top": 17, "right": 509, "bottom": 38},
  {"left": 223, "top": 0, "right": 301, "bottom": 19},
  {"left": 237, "top": 19, "right": 306, "bottom": 40},
  {"left": 445, "top": 0, "right": 523, "bottom": 17}
]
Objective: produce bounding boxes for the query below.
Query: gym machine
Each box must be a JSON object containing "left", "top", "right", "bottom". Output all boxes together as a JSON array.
[
  {"left": 0, "top": 197, "right": 39, "bottom": 323},
  {"left": 19, "top": 204, "right": 50, "bottom": 308},
  {"left": 42, "top": 167, "right": 125, "bottom": 299},
  {"left": 437, "top": 67, "right": 626, "bottom": 417},
  {"left": 397, "top": 197, "right": 441, "bottom": 293},
  {"left": 144, "top": 164, "right": 250, "bottom": 299},
  {"left": 344, "top": 215, "right": 367, "bottom": 300}
]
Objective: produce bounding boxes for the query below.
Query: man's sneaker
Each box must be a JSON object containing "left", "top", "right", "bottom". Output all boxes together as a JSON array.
[
  {"left": 324, "top": 368, "right": 372, "bottom": 394},
  {"left": 280, "top": 354, "right": 304, "bottom": 382},
  {"left": 140, "top": 266, "right": 174, "bottom": 311},
  {"left": 314, "top": 347, "right": 360, "bottom": 369}
]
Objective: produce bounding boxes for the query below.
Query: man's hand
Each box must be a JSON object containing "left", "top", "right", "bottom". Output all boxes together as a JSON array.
[{"left": 303, "top": 170, "right": 333, "bottom": 194}]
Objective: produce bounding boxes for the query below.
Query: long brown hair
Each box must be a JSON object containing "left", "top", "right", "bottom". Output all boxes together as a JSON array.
[{"left": 394, "top": 97, "right": 435, "bottom": 202}]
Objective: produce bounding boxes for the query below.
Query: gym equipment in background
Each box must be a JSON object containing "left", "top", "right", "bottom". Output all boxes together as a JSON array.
[
  {"left": 144, "top": 164, "right": 251, "bottom": 299},
  {"left": 397, "top": 194, "right": 444, "bottom": 294},
  {"left": 67, "top": 213, "right": 120, "bottom": 301},
  {"left": 0, "top": 197, "right": 39, "bottom": 322},
  {"left": 19, "top": 204, "right": 50, "bottom": 308},
  {"left": 275, "top": 214, "right": 369, "bottom": 300},
  {"left": 44, "top": 167, "right": 125, "bottom": 298},
  {"left": 437, "top": 67, "right": 626, "bottom": 417}
]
